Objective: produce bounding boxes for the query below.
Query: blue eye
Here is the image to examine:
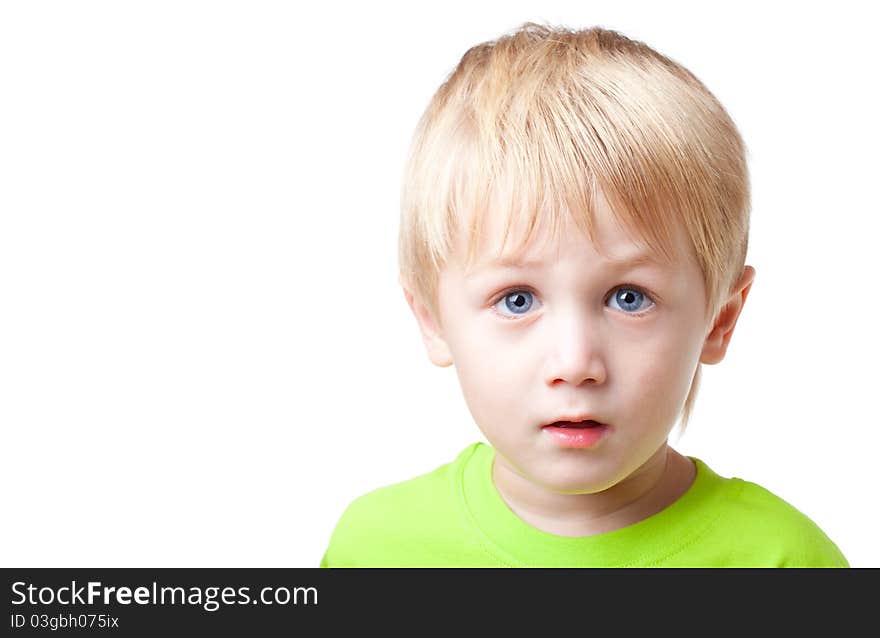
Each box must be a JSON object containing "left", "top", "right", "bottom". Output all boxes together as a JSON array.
[
  {"left": 608, "top": 286, "right": 654, "bottom": 315},
  {"left": 492, "top": 285, "right": 655, "bottom": 320},
  {"left": 494, "top": 290, "right": 536, "bottom": 317}
]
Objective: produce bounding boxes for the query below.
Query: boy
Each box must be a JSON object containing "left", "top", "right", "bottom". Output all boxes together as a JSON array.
[{"left": 320, "top": 22, "right": 848, "bottom": 567}]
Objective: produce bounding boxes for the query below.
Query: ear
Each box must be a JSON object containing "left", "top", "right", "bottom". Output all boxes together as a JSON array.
[
  {"left": 401, "top": 281, "right": 453, "bottom": 368},
  {"left": 700, "top": 265, "right": 756, "bottom": 365}
]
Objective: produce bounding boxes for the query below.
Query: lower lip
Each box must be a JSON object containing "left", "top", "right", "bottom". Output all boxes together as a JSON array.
[{"left": 543, "top": 423, "right": 610, "bottom": 448}]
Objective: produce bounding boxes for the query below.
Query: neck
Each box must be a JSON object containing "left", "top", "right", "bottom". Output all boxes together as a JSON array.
[{"left": 491, "top": 444, "right": 696, "bottom": 537}]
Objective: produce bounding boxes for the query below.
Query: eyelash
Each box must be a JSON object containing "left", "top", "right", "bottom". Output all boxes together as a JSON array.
[{"left": 489, "top": 284, "right": 657, "bottom": 320}]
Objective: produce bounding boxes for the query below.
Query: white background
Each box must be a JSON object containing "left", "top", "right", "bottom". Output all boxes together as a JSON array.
[{"left": 1, "top": 1, "right": 877, "bottom": 567}]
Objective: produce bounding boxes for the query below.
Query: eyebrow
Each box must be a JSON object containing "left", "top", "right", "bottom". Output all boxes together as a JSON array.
[{"left": 468, "top": 251, "right": 664, "bottom": 276}]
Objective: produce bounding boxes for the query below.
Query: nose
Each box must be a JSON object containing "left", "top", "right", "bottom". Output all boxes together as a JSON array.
[{"left": 544, "top": 307, "right": 607, "bottom": 387}]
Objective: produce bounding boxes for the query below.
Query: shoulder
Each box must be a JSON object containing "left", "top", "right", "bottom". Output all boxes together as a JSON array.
[
  {"left": 335, "top": 452, "right": 461, "bottom": 524},
  {"left": 320, "top": 443, "right": 481, "bottom": 567},
  {"left": 711, "top": 468, "right": 848, "bottom": 567}
]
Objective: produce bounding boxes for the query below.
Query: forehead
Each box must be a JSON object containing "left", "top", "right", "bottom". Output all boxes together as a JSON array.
[{"left": 455, "top": 187, "right": 684, "bottom": 275}]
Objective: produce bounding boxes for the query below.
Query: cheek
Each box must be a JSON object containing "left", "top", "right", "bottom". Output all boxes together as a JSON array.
[
  {"left": 449, "top": 328, "right": 530, "bottom": 424},
  {"left": 625, "top": 329, "right": 700, "bottom": 421}
]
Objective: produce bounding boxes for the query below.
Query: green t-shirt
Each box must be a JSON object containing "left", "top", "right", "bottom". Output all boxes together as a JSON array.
[{"left": 320, "top": 442, "right": 848, "bottom": 567}]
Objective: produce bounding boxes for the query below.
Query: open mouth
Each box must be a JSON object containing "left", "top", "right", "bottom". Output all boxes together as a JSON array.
[
  {"left": 542, "top": 419, "right": 609, "bottom": 448},
  {"left": 548, "top": 420, "right": 604, "bottom": 428}
]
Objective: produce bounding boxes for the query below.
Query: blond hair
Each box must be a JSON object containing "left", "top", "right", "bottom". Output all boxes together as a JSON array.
[{"left": 398, "top": 22, "right": 750, "bottom": 435}]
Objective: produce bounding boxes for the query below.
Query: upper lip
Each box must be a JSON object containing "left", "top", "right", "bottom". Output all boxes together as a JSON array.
[{"left": 542, "top": 415, "right": 606, "bottom": 427}]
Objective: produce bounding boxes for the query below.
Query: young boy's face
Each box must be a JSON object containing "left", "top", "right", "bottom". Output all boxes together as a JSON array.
[{"left": 406, "top": 189, "right": 754, "bottom": 495}]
